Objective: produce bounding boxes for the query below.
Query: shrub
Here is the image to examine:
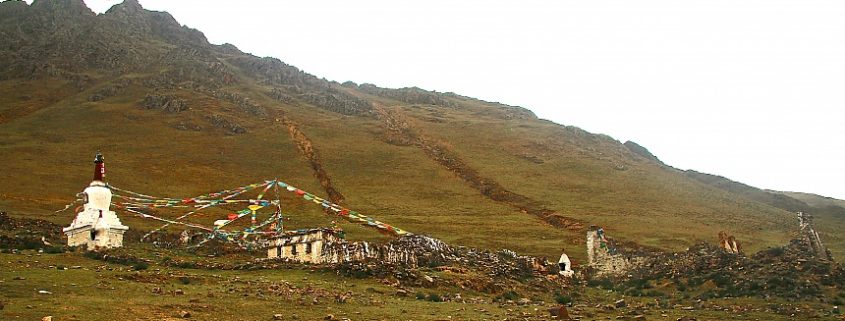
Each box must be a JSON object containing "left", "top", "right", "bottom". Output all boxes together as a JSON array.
[
  {"left": 42, "top": 246, "right": 65, "bottom": 254},
  {"left": 687, "top": 277, "right": 705, "bottom": 287},
  {"left": 709, "top": 271, "right": 734, "bottom": 288},
  {"left": 624, "top": 288, "right": 644, "bottom": 297},
  {"left": 133, "top": 262, "right": 149, "bottom": 271},
  {"left": 179, "top": 276, "right": 191, "bottom": 285},
  {"left": 426, "top": 293, "right": 442, "bottom": 302},
  {"left": 625, "top": 278, "right": 652, "bottom": 290},
  {"left": 501, "top": 291, "right": 520, "bottom": 301},
  {"left": 697, "top": 290, "right": 717, "bottom": 300},
  {"left": 554, "top": 292, "right": 572, "bottom": 304},
  {"left": 765, "top": 247, "right": 785, "bottom": 257},
  {"left": 587, "top": 278, "right": 614, "bottom": 290},
  {"left": 415, "top": 292, "right": 426, "bottom": 300}
]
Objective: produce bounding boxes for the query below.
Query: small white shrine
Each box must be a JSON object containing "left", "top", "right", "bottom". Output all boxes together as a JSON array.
[
  {"left": 267, "top": 228, "right": 341, "bottom": 263},
  {"left": 63, "top": 152, "right": 129, "bottom": 249}
]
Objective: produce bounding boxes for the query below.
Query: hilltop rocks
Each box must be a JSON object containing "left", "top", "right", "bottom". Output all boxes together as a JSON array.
[
  {"left": 269, "top": 88, "right": 293, "bottom": 103},
  {"left": 268, "top": 85, "right": 373, "bottom": 116},
  {"left": 623, "top": 141, "right": 663, "bottom": 164},
  {"left": 300, "top": 88, "right": 373, "bottom": 116},
  {"left": 358, "top": 84, "right": 457, "bottom": 108},
  {"left": 142, "top": 94, "right": 187, "bottom": 113}
]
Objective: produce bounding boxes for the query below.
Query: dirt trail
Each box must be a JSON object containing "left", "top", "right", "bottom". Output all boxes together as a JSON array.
[
  {"left": 279, "top": 116, "right": 345, "bottom": 205},
  {"left": 372, "top": 103, "right": 584, "bottom": 232}
]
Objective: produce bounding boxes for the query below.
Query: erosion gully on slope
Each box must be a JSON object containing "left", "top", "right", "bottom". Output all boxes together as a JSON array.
[
  {"left": 371, "top": 102, "right": 585, "bottom": 233},
  {"left": 278, "top": 113, "right": 345, "bottom": 205}
]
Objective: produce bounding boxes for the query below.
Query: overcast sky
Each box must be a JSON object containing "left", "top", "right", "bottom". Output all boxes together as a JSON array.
[{"left": 62, "top": 0, "right": 845, "bottom": 199}]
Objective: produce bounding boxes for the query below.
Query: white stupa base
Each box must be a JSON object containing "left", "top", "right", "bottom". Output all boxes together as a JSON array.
[{"left": 64, "top": 195, "right": 129, "bottom": 249}]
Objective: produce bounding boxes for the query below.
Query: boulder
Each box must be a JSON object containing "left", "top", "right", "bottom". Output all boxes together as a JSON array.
[
  {"left": 615, "top": 299, "right": 627, "bottom": 308},
  {"left": 547, "top": 306, "right": 571, "bottom": 320}
]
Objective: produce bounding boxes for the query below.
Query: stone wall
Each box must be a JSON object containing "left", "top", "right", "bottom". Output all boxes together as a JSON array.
[
  {"left": 798, "top": 212, "right": 833, "bottom": 261},
  {"left": 586, "top": 227, "right": 650, "bottom": 278},
  {"left": 267, "top": 230, "right": 340, "bottom": 263},
  {"left": 266, "top": 235, "right": 551, "bottom": 279}
]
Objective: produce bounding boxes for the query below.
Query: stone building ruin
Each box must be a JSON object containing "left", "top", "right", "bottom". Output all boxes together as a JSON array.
[
  {"left": 797, "top": 212, "right": 833, "bottom": 261},
  {"left": 267, "top": 228, "right": 342, "bottom": 263},
  {"left": 586, "top": 226, "right": 648, "bottom": 278},
  {"left": 267, "top": 232, "right": 446, "bottom": 266},
  {"left": 718, "top": 231, "right": 742, "bottom": 254}
]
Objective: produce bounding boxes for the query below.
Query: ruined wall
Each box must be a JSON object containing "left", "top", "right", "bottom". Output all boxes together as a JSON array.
[
  {"left": 586, "top": 227, "right": 649, "bottom": 278},
  {"left": 320, "top": 235, "right": 448, "bottom": 266},
  {"left": 265, "top": 235, "right": 551, "bottom": 279},
  {"left": 798, "top": 212, "right": 833, "bottom": 261},
  {"left": 718, "top": 231, "right": 741, "bottom": 254}
]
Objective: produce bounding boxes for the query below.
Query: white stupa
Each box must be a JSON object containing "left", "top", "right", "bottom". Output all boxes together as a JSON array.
[{"left": 63, "top": 152, "right": 129, "bottom": 249}]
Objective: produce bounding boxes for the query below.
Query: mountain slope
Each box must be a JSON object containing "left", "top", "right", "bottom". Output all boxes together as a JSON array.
[{"left": 0, "top": 0, "right": 827, "bottom": 261}]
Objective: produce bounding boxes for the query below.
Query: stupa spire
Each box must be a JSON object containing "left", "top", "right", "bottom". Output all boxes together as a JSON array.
[{"left": 93, "top": 151, "right": 105, "bottom": 182}]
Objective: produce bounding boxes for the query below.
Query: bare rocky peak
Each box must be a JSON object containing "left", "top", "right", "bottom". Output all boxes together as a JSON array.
[
  {"left": 101, "top": 0, "right": 208, "bottom": 46},
  {"left": 30, "top": 0, "right": 94, "bottom": 16},
  {"left": 104, "top": 0, "right": 143, "bottom": 14}
]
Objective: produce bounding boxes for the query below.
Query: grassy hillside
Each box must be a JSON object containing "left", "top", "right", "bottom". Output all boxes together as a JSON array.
[{"left": 0, "top": 0, "right": 832, "bottom": 263}]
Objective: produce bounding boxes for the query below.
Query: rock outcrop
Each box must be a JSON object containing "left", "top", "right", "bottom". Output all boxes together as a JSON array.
[
  {"left": 623, "top": 141, "right": 663, "bottom": 164},
  {"left": 207, "top": 114, "right": 246, "bottom": 134},
  {"left": 142, "top": 94, "right": 188, "bottom": 113}
]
